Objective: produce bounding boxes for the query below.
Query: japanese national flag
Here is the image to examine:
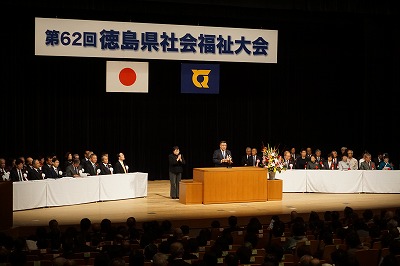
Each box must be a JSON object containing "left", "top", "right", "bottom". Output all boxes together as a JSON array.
[{"left": 106, "top": 61, "right": 149, "bottom": 93}]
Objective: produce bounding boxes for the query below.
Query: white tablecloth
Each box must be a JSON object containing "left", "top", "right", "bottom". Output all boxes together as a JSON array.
[
  {"left": 362, "top": 170, "right": 400, "bottom": 193},
  {"left": 46, "top": 177, "right": 100, "bottom": 207},
  {"left": 278, "top": 170, "right": 308, "bottom": 192},
  {"left": 99, "top": 172, "right": 148, "bottom": 201},
  {"left": 306, "top": 170, "right": 363, "bottom": 193},
  {"left": 13, "top": 180, "right": 47, "bottom": 211},
  {"left": 13, "top": 172, "right": 148, "bottom": 211},
  {"left": 275, "top": 170, "right": 400, "bottom": 193}
]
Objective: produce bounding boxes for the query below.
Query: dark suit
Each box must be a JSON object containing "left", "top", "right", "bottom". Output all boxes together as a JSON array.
[
  {"left": 28, "top": 168, "right": 43, "bottom": 180},
  {"left": 99, "top": 163, "right": 112, "bottom": 175},
  {"left": 66, "top": 164, "right": 83, "bottom": 177},
  {"left": 41, "top": 164, "right": 52, "bottom": 176},
  {"left": 323, "top": 160, "right": 336, "bottom": 170},
  {"left": 213, "top": 149, "right": 232, "bottom": 167},
  {"left": 359, "top": 161, "right": 376, "bottom": 170},
  {"left": 10, "top": 168, "right": 26, "bottom": 182},
  {"left": 85, "top": 161, "right": 100, "bottom": 176},
  {"left": 249, "top": 155, "right": 262, "bottom": 167},
  {"left": 114, "top": 161, "right": 128, "bottom": 174},
  {"left": 241, "top": 155, "right": 252, "bottom": 166},
  {"left": 44, "top": 166, "right": 61, "bottom": 178},
  {"left": 283, "top": 158, "right": 295, "bottom": 169}
]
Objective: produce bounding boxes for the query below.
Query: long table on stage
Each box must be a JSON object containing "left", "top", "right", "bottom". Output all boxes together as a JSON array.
[
  {"left": 277, "top": 170, "right": 400, "bottom": 193},
  {"left": 193, "top": 167, "right": 268, "bottom": 204},
  {"left": 13, "top": 173, "right": 148, "bottom": 211}
]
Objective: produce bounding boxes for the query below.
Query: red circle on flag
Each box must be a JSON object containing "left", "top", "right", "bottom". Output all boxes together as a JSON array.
[{"left": 119, "top": 68, "right": 137, "bottom": 86}]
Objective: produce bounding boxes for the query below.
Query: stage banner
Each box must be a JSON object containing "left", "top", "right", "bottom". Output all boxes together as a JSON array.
[
  {"left": 35, "top": 17, "right": 278, "bottom": 63},
  {"left": 106, "top": 61, "right": 149, "bottom": 93},
  {"left": 181, "top": 63, "right": 220, "bottom": 94}
]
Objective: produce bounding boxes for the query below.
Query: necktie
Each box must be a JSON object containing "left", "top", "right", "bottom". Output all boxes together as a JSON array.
[
  {"left": 222, "top": 151, "right": 225, "bottom": 158},
  {"left": 253, "top": 156, "right": 256, "bottom": 166},
  {"left": 18, "top": 170, "right": 22, "bottom": 181},
  {"left": 75, "top": 167, "right": 78, "bottom": 174},
  {"left": 123, "top": 163, "right": 127, "bottom": 173}
]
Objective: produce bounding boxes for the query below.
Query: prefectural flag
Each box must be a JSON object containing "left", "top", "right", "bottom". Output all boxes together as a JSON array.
[{"left": 106, "top": 61, "right": 149, "bottom": 93}]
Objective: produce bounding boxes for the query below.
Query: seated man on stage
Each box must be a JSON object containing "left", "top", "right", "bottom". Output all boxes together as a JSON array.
[{"left": 213, "top": 140, "right": 233, "bottom": 167}]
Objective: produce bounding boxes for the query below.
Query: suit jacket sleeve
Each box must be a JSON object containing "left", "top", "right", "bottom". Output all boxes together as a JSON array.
[{"left": 213, "top": 150, "right": 222, "bottom": 165}]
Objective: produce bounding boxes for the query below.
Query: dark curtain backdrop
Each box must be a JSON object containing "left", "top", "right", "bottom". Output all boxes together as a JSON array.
[{"left": 1, "top": 1, "right": 399, "bottom": 180}]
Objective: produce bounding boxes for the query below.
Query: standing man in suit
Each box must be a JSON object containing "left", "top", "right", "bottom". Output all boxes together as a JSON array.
[
  {"left": 66, "top": 159, "right": 83, "bottom": 177},
  {"left": 213, "top": 140, "right": 233, "bottom": 167},
  {"left": 251, "top": 148, "right": 262, "bottom": 167},
  {"left": 99, "top": 154, "right": 113, "bottom": 175},
  {"left": 114, "top": 152, "right": 129, "bottom": 174},
  {"left": 241, "top": 147, "right": 252, "bottom": 166}
]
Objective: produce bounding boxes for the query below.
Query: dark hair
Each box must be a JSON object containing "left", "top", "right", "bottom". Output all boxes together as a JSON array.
[
  {"left": 52, "top": 157, "right": 59, "bottom": 163},
  {"left": 73, "top": 158, "right": 80, "bottom": 165},
  {"left": 15, "top": 158, "right": 24, "bottom": 166},
  {"left": 220, "top": 141, "right": 227, "bottom": 144},
  {"left": 172, "top": 146, "right": 179, "bottom": 151}
]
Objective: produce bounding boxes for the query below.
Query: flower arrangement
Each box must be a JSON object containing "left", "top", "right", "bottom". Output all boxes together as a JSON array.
[{"left": 260, "top": 144, "right": 287, "bottom": 173}]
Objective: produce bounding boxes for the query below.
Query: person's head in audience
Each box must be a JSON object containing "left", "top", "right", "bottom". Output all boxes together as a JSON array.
[
  {"left": 290, "top": 210, "right": 298, "bottom": 221},
  {"left": 126, "top": 217, "right": 136, "bottom": 229},
  {"left": 228, "top": 215, "right": 238, "bottom": 228},
  {"left": 292, "top": 221, "right": 306, "bottom": 237},
  {"left": 152, "top": 252, "right": 168, "bottom": 266},
  {"left": 79, "top": 218, "right": 91, "bottom": 234},
  {"left": 344, "top": 206, "right": 354, "bottom": 219},
  {"left": 172, "top": 227, "right": 183, "bottom": 240},
  {"left": 225, "top": 253, "right": 239, "bottom": 266},
  {"left": 169, "top": 241, "right": 185, "bottom": 260},
  {"left": 362, "top": 209, "right": 374, "bottom": 222},
  {"left": 180, "top": 225, "right": 190, "bottom": 236},
  {"left": 144, "top": 243, "right": 158, "bottom": 260},
  {"left": 211, "top": 220, "right": 220, "bottom": 228}
]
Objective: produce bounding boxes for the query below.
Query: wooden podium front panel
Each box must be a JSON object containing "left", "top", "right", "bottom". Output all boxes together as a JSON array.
[
  {"left": 193, "top": 167, "right": 268, "bottom": 204},
  {"left": 267, "top": 179, "right": 283, "bottom": 201},
  {"left": 179, "top": 181, "right": 203, "bottom": 204}
]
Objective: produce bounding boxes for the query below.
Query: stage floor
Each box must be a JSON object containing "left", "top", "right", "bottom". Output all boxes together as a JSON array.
[{"left": 12, "top": 180, "right": 400, "bottom": 230}]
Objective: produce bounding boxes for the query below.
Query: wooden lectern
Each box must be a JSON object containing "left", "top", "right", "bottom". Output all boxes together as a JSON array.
[{"left": 193, "top": 167, "right": 268, "bottom": 204}]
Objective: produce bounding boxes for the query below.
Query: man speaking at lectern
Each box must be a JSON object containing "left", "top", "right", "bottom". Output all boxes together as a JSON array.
[{"left": 213, "top": 141, "right": 233, "bottom": 167}]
